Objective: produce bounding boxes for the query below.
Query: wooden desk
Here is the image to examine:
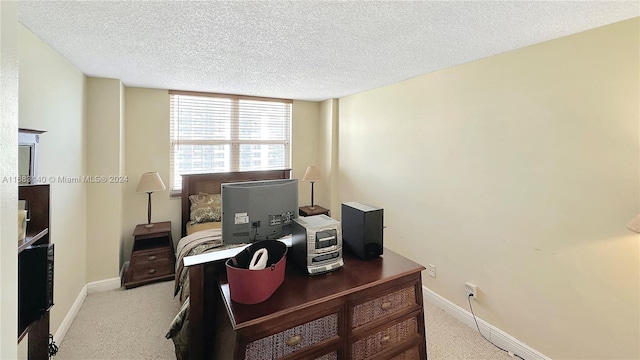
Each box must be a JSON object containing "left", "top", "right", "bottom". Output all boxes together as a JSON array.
[{"left": 197, "top": 249, "right": 426, "bottom": 359}]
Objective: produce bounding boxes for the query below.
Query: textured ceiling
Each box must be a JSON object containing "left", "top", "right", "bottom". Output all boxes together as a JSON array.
[{"left": 18, "top": 1, "right": 639, "bottom": 102}]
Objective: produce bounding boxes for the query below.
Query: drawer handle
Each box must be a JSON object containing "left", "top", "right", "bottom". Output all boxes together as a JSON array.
[
  {"left": 286, "top": 334, "right": 303, "bottom": 347},
  {"left": 148, "top": 269, "right": 156, "bottom": 274},
  {"left": 380, "top": 334, "right": 391, "bottom": 346},
  {"left": 148, "top": 255, "right": 157, "bottom": 261},
  {"left": 381, "top": 301, "right": 393, "bottom": 310}
]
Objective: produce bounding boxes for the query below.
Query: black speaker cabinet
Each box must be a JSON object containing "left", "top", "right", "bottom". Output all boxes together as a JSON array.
[
  {"left": 341, "top": 202, "right": 383, "bottom": 259},
  {"left": 19, "top": 243, "right": 54, "bottom": 328}
]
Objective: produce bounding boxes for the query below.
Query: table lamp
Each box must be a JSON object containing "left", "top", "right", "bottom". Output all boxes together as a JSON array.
[
  {"left": 136, "top": 172, "right": 166, "bottom": 228},
  {"left": 302, "top": 166, "right": 322, "bottom": 209}
]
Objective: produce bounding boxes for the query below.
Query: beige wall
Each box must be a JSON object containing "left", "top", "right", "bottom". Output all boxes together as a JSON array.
[
  {"left": 86, "top": 78, "right": 124, "bottom": 281},
  {"left": 317, "top": 99, "right": 339, "bottom": 213},
  {"left": 123, "top": 88, "right": 178, "bottom": 260},
  {"left": 338, "top": 18, "right": 639, "bottom": 359},
  {"left": 292, "top": 100, "right": 322, "bottom": 205},
  {"left": 18, "top": 23, "right": 88, "bottom": 345},
  {"left": 0, "top": 3, "right": 19, "bottom": 358}
]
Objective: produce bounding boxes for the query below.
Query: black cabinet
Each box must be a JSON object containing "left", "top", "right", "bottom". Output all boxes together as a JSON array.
[{"left": 19, "top": 243, "right": 54, "bottom": 331}]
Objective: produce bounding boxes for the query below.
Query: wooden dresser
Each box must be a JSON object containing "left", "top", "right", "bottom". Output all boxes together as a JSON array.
[{"left": 212, "top": 248, "right": 426, "bottom": 360}]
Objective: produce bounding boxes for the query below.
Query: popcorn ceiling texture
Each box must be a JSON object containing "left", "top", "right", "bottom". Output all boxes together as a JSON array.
[{"left": 17, "top": 1, "right": 638, "bottom": 101}]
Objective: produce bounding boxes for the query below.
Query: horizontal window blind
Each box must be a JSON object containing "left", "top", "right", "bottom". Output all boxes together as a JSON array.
[{"left": 169, "top": 91, "right": 292, "bottom": 192}]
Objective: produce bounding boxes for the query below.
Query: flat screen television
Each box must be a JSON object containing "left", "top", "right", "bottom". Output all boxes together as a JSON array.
[{"left": 221, "top": 178, "right": 298, "bottom": 244}]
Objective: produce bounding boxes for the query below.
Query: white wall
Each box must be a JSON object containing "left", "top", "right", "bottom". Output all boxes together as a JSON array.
[
  {"left": 18, "top": 24, "right": 88, "bottom": 342},
  {"left": 338, "top": 18, "right": 639, "bottom": 359},
  {"left": 0, "top": 3, "right": 19, "bottom": 358}
]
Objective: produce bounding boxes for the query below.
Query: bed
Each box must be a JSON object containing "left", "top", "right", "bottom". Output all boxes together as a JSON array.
[{"left": 166, "top": 169, "right": 292, "bottom": 359}]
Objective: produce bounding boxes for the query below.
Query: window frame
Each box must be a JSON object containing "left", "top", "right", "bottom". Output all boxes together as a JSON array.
[{"left": 169, "top": 90, "right": 293, "bottom": 196}]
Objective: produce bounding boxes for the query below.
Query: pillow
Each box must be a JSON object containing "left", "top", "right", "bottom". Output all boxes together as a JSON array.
[
  {"left": 186, "top": 221, "right": 222, "bottom": 236},
  {"left": 188, "top": 192, "right": 222, "bottom": 224}
]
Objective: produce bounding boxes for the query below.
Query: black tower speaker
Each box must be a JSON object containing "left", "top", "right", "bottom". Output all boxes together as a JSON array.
[
  {"left": 19, "top": 243, "right": 54, "bottom": 327},
  {"left": 341, "top": 202, "right": 383, "bottom": 259}
]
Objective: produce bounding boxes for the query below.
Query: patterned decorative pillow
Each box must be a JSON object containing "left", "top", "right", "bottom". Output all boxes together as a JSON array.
[{"left": 188, "top": 192, "right": 222, "bottom": 224}]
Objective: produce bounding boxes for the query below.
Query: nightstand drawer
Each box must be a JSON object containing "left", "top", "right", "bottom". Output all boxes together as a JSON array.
[
  {"left": 351, "top": 284, "right": 417, "bottom": 329},
  {"left": 129, "top": 248, "right": 174, "bottom": 282},
  {"left": 129, "top": 258, "right": 173, "bottom": 282},
  {"left": 351, "top": 314, "right": 419, "bottom": 360},
  {"left": 131, "top": 247, "right": 173, "bottom": 264},
  {"left": 244, "top": 312, "right": 339, "bottom": 360}
]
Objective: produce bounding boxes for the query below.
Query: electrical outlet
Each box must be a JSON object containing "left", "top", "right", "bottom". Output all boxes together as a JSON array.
[
  {"left": 465, "top": 282, "right": 477, "bottom": 299},
  {"left": 428, "top": 264, "right": 436, "bottom": 278}
]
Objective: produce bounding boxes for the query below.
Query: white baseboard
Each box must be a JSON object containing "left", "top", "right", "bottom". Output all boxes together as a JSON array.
[
  {"left": 53, "top": 284, "right": 87, "bottom": 345},
  {"left": 422, "top": 286, "right": 550, "bottom": 360},
  {"left": 53, "top": 277, "right": 122, "bottom": 345}
]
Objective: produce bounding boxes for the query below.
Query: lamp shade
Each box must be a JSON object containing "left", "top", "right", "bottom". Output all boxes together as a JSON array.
[
  {"left": 627, "top": 214, "right": 640, "bottom": 234},
  {"left": 136, "top": 172, "right": 166, "bottom": 193},
  {"left": 303, "top": 166, "right": 322, "bottom": 182}
]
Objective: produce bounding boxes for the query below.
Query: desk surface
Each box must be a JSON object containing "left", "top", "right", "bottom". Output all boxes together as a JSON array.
[{"left": 218, "top": 248, "right": 425, "bottom": 329}]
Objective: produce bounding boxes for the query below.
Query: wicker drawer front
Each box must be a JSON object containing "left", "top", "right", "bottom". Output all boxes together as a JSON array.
[
  {"left": 314, "top": 351, "right": 338, "bottom": 360},
  {"left": 351, "top": 316, "right": 418, "bottom": 360},
  {"left": 245, "top": 313, "right": 339, "bottom": 360},
  {"left": 390, "top": 346, "right": 421, "bottom": 360},
  {"left": 352, "top": 285, "right": 416, "bottom": 328}
]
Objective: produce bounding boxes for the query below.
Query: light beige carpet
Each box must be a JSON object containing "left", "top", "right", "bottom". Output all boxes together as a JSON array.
[
  {"left": 54, "top": 281, "right": 181, "bottom": 360},
  {"left": 423, "top": 299, "right": 514, "bottom": 360},
  {"left": 54, "top": 281, "right": 515, "bottom": 359}
]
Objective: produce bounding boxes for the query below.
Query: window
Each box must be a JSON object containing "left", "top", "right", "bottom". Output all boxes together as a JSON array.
[{"left": 169, "top": 91, "right": 292, "bottom": 193}]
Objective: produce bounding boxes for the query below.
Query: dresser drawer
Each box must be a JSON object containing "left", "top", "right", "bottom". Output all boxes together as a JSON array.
[
  {"left": 351, "top": 283, "right": 417, "bottom": 329},
  {"left": 351, "top": 314, "right": 419, "bottom": 360},
  {"left": 313, "top": 351, "right": 338, "bottom": 360},
  {"left": 244, "top": 313, "right": 339, "bottom": 360}
]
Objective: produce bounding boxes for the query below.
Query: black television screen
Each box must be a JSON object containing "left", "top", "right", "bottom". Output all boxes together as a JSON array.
[{"left": 221, "top": 179, "right": 298, "bottom": 244}]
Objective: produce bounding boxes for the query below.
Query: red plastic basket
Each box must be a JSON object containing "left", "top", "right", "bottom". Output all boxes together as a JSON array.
[{"left": 225, "top": 240, "right": 287, "bottom": 304}]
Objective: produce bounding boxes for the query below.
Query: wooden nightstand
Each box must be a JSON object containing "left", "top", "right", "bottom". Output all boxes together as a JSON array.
[
  {"left": 299, "top": 205, "right": 330, "bottom": 217},
  {"left": 124, "top": 221, "right": 175, "bottom": 289}
]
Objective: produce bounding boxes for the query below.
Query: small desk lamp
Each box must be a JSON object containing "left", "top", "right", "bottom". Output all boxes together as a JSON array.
[
  {"left": 136, "top": 172, "right": 166, "bottom": 228},
  {"left": 303, "top": 166, "right": 322, "bottom": 210},
  {"left": 626, "top": 214, "right": 640, "bottom": 233}
]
